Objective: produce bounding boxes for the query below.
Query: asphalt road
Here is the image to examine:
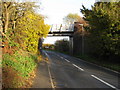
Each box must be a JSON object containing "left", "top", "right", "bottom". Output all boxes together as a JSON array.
[{"left": 43, "top": 50, "right": 120, "bottom": 89}]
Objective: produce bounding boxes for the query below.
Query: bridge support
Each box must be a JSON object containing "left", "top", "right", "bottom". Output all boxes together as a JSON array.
[{"left": 69, "top": 36, "right": 73, "bottom": 55}]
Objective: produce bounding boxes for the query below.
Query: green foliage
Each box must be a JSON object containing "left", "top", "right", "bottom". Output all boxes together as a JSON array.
[
  {"left": 2, "top": 51, "right": 37, "bottom": 78},
  {"left": 81, "top": 2, "right": 120, "bottom": 61},
  {"left": 8, "top": 41, "right": 19, "bottom": 47},
  {"left": 54, "top": 39, "right": 69, "bottom": 53}
]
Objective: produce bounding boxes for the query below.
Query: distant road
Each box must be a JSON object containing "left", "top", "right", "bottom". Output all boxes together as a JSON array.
[{"left": 44, "top": 50, "right": 119, "bottom": 89}]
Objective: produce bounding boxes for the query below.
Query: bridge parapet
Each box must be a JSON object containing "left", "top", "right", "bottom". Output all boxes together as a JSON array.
[{"left": 48, "top": 24, "right": 74, "bottom": 37}]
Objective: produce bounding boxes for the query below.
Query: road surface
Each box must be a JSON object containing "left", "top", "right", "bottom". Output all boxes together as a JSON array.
[{"left": 43, "top": 50, "right": 119, "bottom": 89}]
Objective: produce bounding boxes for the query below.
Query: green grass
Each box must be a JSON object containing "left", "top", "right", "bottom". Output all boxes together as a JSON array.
[{"left": 3, "top": 51, "right": 37, "bottom": 78}]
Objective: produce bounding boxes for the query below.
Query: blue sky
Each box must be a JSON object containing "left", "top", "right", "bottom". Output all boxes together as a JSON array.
[{"left": 39, "top": 0, "right": 95, "bottom": 44}]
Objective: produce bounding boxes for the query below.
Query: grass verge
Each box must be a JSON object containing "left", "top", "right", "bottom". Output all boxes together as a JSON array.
[{"left": 2, "top": 50, "right": 42, "bottom": 88}]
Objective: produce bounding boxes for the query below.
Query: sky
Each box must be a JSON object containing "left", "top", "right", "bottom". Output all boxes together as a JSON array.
[{"left": 39, "top": 0, "right": 95, "bottom": 44}]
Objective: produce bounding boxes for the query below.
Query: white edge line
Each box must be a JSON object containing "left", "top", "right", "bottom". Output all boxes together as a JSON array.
[
  {"left": 91, "top": 75, "right": 117, "bottom": 89},
  {"left": 47, "top": 64, "right": 55, "bottom": 88},
  {"left": 44, "top": 52, "right": 55, "bottom": 88},
  {"left": 72, "top": 64, "right": 84, "bottom": 71}
]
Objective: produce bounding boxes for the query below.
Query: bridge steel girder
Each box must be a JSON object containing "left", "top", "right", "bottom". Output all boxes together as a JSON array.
[{"left": 48, "top": 31, "right": 74, "bottom": 37}]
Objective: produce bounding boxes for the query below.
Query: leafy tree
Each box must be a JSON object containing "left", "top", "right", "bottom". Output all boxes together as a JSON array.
[
  {"left": 63, "top": 13, "right": 82, "bottom": 24},
  {"left": 16, "top": 11, "right": 50, "bottom": 53},
  {"left": 81, "top": 2, "right": 120, "bottom": 61},
  {"left": 2, "top": 2, "right": 50, "bottom": 53},
  {"left": 2, "top": 2, "right": 36, "bottom": 33}
]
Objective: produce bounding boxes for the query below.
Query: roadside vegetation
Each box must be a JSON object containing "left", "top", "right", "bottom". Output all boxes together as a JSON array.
[
  {"left": 2, "top": 50, "right": 38, "bottom": 88},
  {"left": 81, "top": 2, "right": 120, "bottom": 62},
  {"left": 54, "top": 39, "right": 69, "bottom": 54},
  {"left": 80, "top": 2, "right": 120, "bottom": 72},
  {"left": 1, "top": 1, "right": 50, "bottom": 88}
]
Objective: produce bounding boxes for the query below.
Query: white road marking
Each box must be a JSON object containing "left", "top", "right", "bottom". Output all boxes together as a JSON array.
[
  {"left": 64, "top": 59, "right": 70, "bottom": 62},
  {"left": 72, "top": 64, "right": 84, "bottom": 71},
  {"left": 45, "top": 52, "right": 49, "bottom": 57},
  {"left": 57, "top": 55, "right": 70, "bottom": 63},
  {"left": 91, "top": 75, "right": 117, "bottom": 89},
  {"left": 47, "top": 64, "right": 55, "bottom": 89},
  {"left": 44, "top": 52, "right": 55, "bottom": 89}
]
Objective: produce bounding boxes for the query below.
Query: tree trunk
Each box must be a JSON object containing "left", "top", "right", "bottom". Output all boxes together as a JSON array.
[
  {"left": 4, "top": 4, "right": 9, "bottom": 33},
  {"left": 38, "top": 38, "right": 43, "bottom": 54}
]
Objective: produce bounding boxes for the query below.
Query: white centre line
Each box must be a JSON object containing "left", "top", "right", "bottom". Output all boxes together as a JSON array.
[
  {"left": 91, "top": 75, "right": 117, "bottom": 89},
  {"left": 64, "top": 59, "right": 70, "bottom": 62},
  {"left": 72, "top": 64, "right": 84, "bottom": 71}
]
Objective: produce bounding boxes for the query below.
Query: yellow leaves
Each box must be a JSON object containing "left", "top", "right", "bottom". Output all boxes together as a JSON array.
[
  {"left": 16, "top": 11, "right": 50, "bottom": 53},
  {"left": 27, "top": 14, "right": 33, "bottom": 19}
]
